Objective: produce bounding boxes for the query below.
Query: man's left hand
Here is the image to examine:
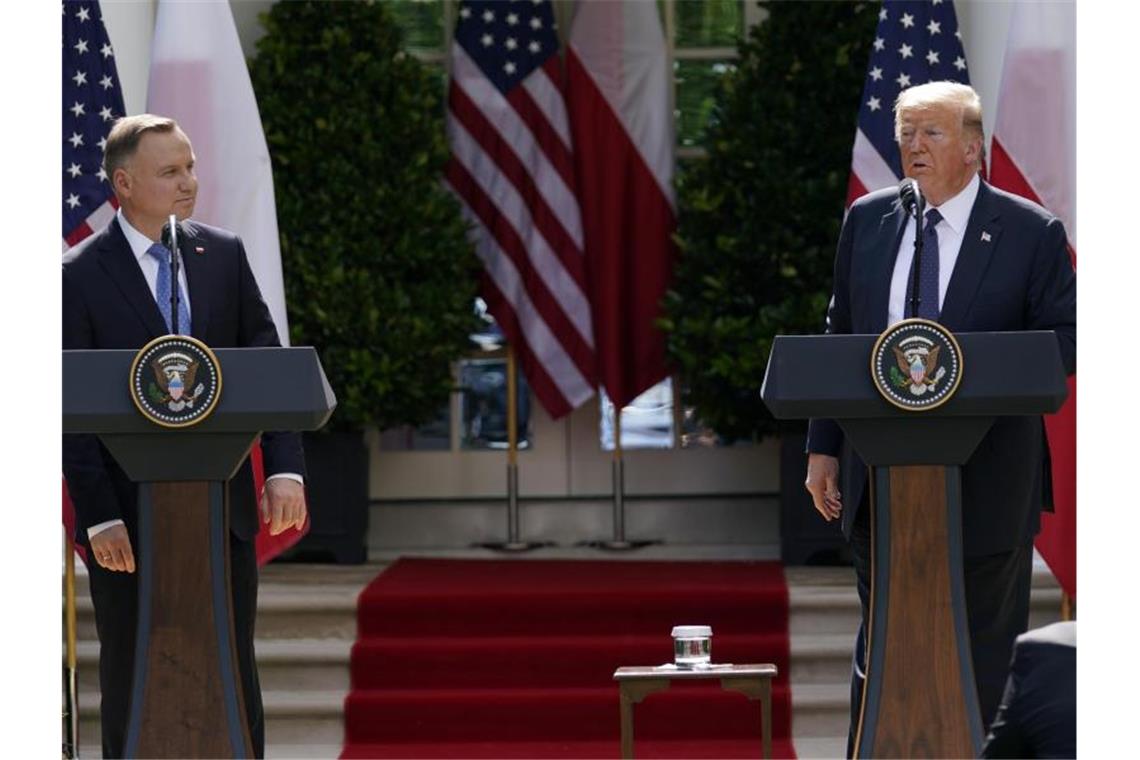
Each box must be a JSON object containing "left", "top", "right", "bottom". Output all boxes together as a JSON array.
[{"left": 260, "top": 478, "right": 307, "bottom": 535}]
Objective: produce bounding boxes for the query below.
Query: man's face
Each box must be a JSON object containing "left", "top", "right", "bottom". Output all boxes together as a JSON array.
[
  {"left": 896, "top": 103, "right": 979, "bottom": 206},
  {"left": 115, "top": 128, "right": 198, "bottom": 234}
]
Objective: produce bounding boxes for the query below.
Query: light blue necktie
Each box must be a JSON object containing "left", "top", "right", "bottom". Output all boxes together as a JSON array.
[
  {"left": 907, "top": 208, "right": 943, "bottom": 320},
  {"left": 146, "top": 242, "right": 192, "bottom": 335}
]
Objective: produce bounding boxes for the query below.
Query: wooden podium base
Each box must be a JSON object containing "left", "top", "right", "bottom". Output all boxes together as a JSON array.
[
  {"left": 854, "top": 465, "right": 984, "bottom": 758},
  {"left": 124, "top": 482, "right": 253, "bottom": 759}
]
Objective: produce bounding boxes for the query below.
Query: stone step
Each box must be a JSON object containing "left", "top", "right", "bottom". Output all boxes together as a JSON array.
[
  {"left": 789, "top": 682, "right": 850, "bottom": 740},
  {"left": 68, "top": 582, "right": 365, "bottom": 642},
  {"left": 69, "top": 638, "right": 352, "bottom": 694},
  {"left": 791, "top": 633, "right": 852, "bottom": 686},
  {"left": 78, "top": 689, "right": 346, "bottom": 757}
]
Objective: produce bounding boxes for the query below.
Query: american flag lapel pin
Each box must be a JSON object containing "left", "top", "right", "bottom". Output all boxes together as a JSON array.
[
  {"left": 194, "top": 245, "right": 205, "bottom": 254},
  {"left": 980, "top": 231, "right": 992, "bottom": 243}
]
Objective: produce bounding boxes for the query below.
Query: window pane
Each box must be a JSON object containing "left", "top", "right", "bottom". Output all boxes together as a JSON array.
[
  {"left": 599, "top": 379, "right": 675, "bottom": 451},
  {"left": 675, "top": 0, "right": 743, "bottom": 48},
  {"left": 674, "top": 59, "right": 736, "bottom": 148},
  {"left": 458, "top": 357, "right": 533, "bottom": 451},
  {"left": 386, "top": 0, "right": 445, "bottom": 50}
]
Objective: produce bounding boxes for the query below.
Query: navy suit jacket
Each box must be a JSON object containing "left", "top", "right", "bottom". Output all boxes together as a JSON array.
[
  {"left": 807, "top": 180, "right": 1076, "bottom": 557},
  {"left": 981, "top": 621, "right": 1076, "bottom": 758},
  {"left": 62, "top": 217, "right": 305, "bottom": 546}
]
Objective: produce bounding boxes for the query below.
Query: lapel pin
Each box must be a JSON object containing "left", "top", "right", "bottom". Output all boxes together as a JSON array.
[
  {"left": 980, "top": 231, "right": 992, "bottom": 243},
  {"left": 194, "top": 246, "right": 205, "bottom": 254}
]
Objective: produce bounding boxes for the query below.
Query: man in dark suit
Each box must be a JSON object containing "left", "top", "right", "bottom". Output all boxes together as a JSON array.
[
  {"left": 62, "top": 114, "right": 307, "bottom": 758},
  {"left": 982, "top": 620, "right": 1076, "bottom": 759},
  {"left": 802, "top": 82, "right": 1076, "bottom": 754}
]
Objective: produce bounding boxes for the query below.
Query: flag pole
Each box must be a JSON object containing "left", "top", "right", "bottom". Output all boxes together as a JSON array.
[
  {"left": 63, "top": 535, "right": 80, "bottom": 759},
  {"left": 608, "top": 412, "right": 630, "bottom": 548},
  {"left": 586, "top": 397, "right": 659, "bottom": 551},
  {"left": 482, "top": 345, "right": 547, "bottom": 552}
]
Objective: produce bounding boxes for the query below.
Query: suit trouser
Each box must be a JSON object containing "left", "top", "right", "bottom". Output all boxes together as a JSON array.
[
  {"left": 86, "top": 530, "right": 263, "bottom": 759},
  {"left": 845, "top": 494, "right": 1033, "bottom": 758}
]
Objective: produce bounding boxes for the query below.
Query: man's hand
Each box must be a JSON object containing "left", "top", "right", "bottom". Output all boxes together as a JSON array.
[
  {"left": 90, "top": 524, "right": 136, "bottom": 573},
  {"left": 805, "top": 453, "right": 842, "bottom": 522},
  {"left": 260, "top": 478, "right": 307, "bottom": 536}
]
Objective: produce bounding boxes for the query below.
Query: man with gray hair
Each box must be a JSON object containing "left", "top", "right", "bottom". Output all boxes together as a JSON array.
[
  {"left": 803, "top": 81, "right": 1075, "bottom": 753},
  {"left": 63, "top": 114, "right": 307, "bottom": 758}
]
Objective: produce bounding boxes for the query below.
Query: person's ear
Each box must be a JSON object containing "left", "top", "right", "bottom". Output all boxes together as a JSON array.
[
  {"left": 112, "top": 167, "right": 131, "bottom": 199},
  {"left": 963, "top": 135, "right": 981, "bottom": 166}
]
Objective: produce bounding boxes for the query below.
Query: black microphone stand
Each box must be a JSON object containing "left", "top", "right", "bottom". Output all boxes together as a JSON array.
[
  {"left": 909, "top": 190, "right": 926, "bottom": 319},
  {"left": 163, "top": 215, "right": 181, "bottom": 335}
]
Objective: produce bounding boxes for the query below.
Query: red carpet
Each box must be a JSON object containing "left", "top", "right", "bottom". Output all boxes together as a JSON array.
[{"left": 342, "top": 558, "right": 795, "bottom": 758}]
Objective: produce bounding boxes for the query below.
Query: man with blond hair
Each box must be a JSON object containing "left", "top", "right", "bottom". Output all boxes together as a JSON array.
[
  {"left": 803, "top": 82, "right": 1075, "bottom": 752},
  {"left": 63, "top": 114, "right": 307, "bottom": 758}
]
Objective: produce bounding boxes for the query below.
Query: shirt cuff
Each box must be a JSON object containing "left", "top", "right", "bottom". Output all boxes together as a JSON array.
[
  {"left": 265, "top": 472, "right": 304, "bottom": 485},
  {"left": 88, "top": 519, "right": 124, "bottom": 540}
]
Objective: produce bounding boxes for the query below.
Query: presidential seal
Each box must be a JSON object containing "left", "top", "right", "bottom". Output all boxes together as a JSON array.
[
  {"left": 129, "top": 335, "right": 222, "bottom": 428},
  {"left": 871, "top": 319, "right": 963, "bottom": 412}
]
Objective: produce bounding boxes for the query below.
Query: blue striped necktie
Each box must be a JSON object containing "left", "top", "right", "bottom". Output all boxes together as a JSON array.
[
  {"left": 146, "top": 242, "right": 192, "bottom": 335},
  {"left": 907, "top": 208, "right": 943, "bottom": 320}
]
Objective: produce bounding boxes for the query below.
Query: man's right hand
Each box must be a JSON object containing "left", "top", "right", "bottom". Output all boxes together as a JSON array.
[
  {"left": 90, "top": 524, "right": 136, "bottom": 573},
  {"left": 805, "top": 453, "right": 842, "bottom": 522}
]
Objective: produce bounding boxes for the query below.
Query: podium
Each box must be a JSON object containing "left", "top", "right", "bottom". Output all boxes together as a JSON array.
[
  {"left": 761, "top": 331, "right": 1067, "bottom": 758},
  {"left": 63, "top": 346, "right": 336, "bottom": 758}
]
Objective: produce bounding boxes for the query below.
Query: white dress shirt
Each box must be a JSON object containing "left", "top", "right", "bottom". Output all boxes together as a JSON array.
[
  {"left": 887, "top": 172, "right": 980, "bottom": 327},
  {"left": 87, "top": 212, "right": 302, "bottom": 541},
  {"left": 117, "top": 209, "right": 193, "bottom": 322}
]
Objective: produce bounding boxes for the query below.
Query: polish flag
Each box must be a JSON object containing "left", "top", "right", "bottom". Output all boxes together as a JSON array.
[
  {"left": 147, "top": 0, "right": 305, "bottom": 565},
  {"left": 567, "top": 0, "right": 677, "bottom": 409},
  {"left": 989, "top": 1, "right": 1077, "bottom": 596}
]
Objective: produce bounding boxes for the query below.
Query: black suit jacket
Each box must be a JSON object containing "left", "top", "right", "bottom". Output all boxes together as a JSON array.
[
  {"left": 62, "top": 217, "right": 305, "bottom": 546},
  {"left": 981, "top": 621, "right": 1076, "bottom": 758},
  {"left": 807, "top": 180, "right": 1076, "bottom": 557}
]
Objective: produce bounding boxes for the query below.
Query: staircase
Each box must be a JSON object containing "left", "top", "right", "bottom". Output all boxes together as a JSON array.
[
  {"left": 786, "top": 561, "right": 1064, "bottom": 759},
  {"left": 65, "top": 554, "right": 1063, "bottom": 759},
  {"left": 67, "top": 561, "right": 373, "bottom": 759}
]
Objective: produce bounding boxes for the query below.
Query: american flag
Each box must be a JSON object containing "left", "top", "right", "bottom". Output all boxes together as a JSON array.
[
  {"left": 63, "top": 0, "right": 124, "bottom": 248},
  {"left": 848, "top": 0, "right": 972, "bottom": 205},
  {"left": 444, "top": 0, "right": 596, "bottom": 419}
]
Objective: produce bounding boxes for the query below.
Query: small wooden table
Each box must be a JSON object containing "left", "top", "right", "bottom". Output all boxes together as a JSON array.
[{"left": 613, "top": 663, "right": 778, "bottom": 759}]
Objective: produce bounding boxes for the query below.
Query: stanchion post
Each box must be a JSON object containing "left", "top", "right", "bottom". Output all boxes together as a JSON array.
[
  {"left": 479, "top": 345, "right": 549, "bottom": 552},
  {"left": 580, "top": 397, "right": 660, "bottom": 551},
  {"left": 63, "top": 535, "right": 79, "bottom": 759},
  {"left": 611, "top": 414, "right": 627, "bottom": 545}
]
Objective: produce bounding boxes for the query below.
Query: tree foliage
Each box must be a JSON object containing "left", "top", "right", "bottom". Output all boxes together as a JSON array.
[
  {"left": 250, "top": 0, "right": 479, "bottom": 431},
  {"left": 662, "top": 1, "right": 878, "bottom": 441}
]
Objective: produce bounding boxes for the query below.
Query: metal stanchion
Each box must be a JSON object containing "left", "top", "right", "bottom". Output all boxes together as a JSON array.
[
  {"left": 583, "top": 400, "right": 659, "bottom": 551},
  {"left": 478, "top": 346, "right": 549, "bottom": 552},
  {"left": 63, "top": 536, "right": 80, "bottom": 759}
]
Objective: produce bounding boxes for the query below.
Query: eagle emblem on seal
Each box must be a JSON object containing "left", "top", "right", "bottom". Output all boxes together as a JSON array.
[
  {"left": 890, "top": 337, "right": 946, "bottom": 396},
  {"left": 147, "top": 351, "right": 206, "bottom": 412}
]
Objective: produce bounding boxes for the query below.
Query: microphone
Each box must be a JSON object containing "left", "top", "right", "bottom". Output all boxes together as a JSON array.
[
  {"left": 898, "top": 177, "right": 922, "bottom": 217},
  {"left": 898, "top": 179, "right": 926, "bottom": 319},
  {"left": 161, "top": 215, "right": 182, "bottom": 335}
]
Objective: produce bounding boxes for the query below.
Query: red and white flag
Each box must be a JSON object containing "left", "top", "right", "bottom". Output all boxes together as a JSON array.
[
  {"left": 989, "top": 1, "right": 1077, "bottom": 597},
  {"left": 444, "top": 0, "right": 596, "bottom": 420},
  {"left": 567, "top": 0, "right": 676, "bottom": 409},
  {"left": 148, "top": 0, "right": 305, "bottom": 564}
]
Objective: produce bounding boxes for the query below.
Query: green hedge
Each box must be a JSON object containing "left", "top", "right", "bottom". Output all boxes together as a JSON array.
[
  {"left": 250, "top": 0, "right": 479, "bottom": 432},
  {"left": 662, "top": 1, "right": 878, "bottom": 442}
]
